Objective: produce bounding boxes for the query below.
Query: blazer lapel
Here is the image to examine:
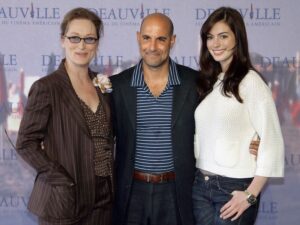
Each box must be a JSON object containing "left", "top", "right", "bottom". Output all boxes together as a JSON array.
[
  {"left": 172, "top": 72, "right": 192, "bottom": 128},
  {"left": 55, "top": 62, "right": 90, "bottom": 136},
  {"left": 120, "top": 73, "right": 136, "bottom": 130}
]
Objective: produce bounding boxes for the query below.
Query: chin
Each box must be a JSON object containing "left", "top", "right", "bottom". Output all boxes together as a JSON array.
[
  {"left": 213, "top": 56, "right": 227, "bottom": 63},
  {"left": 73, "top": 61, "right": 90, "bottom": 68}
]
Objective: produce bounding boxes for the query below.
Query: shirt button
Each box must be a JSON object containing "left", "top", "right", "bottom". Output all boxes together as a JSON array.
[{"left": 204, "top": 176, "right": 209, "bottom": 181}]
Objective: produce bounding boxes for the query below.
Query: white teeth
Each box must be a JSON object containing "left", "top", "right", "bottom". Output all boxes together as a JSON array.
[{"left": 213, "top": 50, "right": 224, "bottom": 55}]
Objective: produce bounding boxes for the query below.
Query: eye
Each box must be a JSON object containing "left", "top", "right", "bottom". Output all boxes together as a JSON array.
[
  {"left": 219, "top": 34, "right": 228, "bottom": 39},
  {"left": 68, "top": 36, "right": 81, "bottom": 43},
  {"left": 142, "top": 35, "right": 150, "bottom": 40},
  {"left": 206, "top": 35, "right": 213, "bottom": 40},
  {"left": 84, "top": 37, "right": 98, "bottom": 44},
  {"left": 158, "top": 37, "right": 167, "bottom": 42}
]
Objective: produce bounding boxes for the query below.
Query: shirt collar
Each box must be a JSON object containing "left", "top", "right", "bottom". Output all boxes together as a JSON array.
[{"left": 131, "top": 58, "right": 181, "bottom": 87}]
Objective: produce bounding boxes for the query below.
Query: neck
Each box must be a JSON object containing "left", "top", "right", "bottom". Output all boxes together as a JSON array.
[
  {"left": 142, "top": 62, "right": 169, "bottom": 98},
  {"left": 64, "top": 61, "right": 89, "bottom": 82},
  {"left": 142, "top": 61, "right": 169, "bottom": 82}
]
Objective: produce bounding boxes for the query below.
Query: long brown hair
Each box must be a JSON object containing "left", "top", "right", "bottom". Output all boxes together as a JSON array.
[{"left": 199, "top": 7, "right": 255, "bottom": 103}]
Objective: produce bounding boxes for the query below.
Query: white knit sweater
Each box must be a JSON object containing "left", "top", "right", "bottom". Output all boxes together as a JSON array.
[{"left": 194, "top": 70, "right": 284, "bottom": 178}]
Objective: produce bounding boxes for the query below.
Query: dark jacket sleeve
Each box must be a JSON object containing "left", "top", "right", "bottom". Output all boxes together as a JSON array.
[{"left": 16, "top": 80, "right": 73, "bottom": 185}]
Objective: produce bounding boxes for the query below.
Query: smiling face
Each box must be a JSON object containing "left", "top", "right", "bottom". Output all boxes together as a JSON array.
[
  {"left": 206, "top": 21, "right": 236, "bottom": 72},
  {"left": 61, "top": 18, "right": 98, "bottom": 69},
  {"left": 137, "top": 14, "right": 176, "bottom": 71}
]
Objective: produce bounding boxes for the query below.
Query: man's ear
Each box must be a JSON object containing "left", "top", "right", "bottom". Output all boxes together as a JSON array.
[
  {"left": 170, "top": 34, "right": 176, "bottom": 48},
  {"left": 136, "top": 31, "right": 141, "bottom": 42}
]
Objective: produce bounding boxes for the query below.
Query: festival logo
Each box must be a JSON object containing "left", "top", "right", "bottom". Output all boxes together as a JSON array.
[
  {"left": 195, "top": 3, "right": 281, "bottom": 27},
  {"left": 88, "top": 4, "right": 171, "bottom": 26},
  {"left": 0, "top": 2, "right": 60, "bottom": 26},
  {"left": 285, "top": 152, "right": 300, "bottom": 172},
  {"left": 41, "top": 53, "right": 61, "bottom": 73},
  {"left": 0, "top": 52, "right": 18, "bottom": 72},
  {"left": 40, "top": 53, "right": 129, "bottom": 75},
  {"left": 257, "top": 200, "right": 279, "bottom": 220},
  {"left": 90, "top": 54, "right": 126, "bottom": 74},
  {"left": 0, "top": 194, "right": 29, "bottom": 210},
  {"left": 172, "top": 55, "right": 199, "bottom": 70},
  {"left": 0, "top": 147, "right": 18, "bottom": 163}
]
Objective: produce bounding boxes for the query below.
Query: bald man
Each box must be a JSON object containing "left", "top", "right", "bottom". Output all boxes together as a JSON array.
[{"left": 111, "top": 13, "right": 199, "bottom": 225}]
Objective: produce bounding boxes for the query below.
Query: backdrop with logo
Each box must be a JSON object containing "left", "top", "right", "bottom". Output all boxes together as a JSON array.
[{"left": 1, "top": 0, "right": 300, "bottom": 224}]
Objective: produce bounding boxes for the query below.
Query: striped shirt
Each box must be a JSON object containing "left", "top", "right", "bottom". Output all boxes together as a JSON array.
[{"left": 131, "top": 59, "right": 181, "bottom": 173}]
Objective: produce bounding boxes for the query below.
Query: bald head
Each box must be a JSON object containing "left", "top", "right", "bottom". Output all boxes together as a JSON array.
[
  {"left": 140, "top": 13, "right": 174, "bottom": 36},
  {"left": 137, "top": 12, "right": 176, "bottom": 70}
]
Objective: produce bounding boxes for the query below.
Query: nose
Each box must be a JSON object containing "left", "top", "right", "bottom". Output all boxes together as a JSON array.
[
  {"left": 212, "top": 37, "right": 220, "bottom": 47},
  {"left": 78, "top": 39, "right": 86, "bottom": 49},
  {"left": 149, "top": 40, "right": 157, "bottom": 51}
]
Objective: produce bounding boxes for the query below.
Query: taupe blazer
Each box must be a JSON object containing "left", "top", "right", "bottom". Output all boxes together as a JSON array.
[{"left": 16, "top": 60, "right": 113, "bottom": 223}]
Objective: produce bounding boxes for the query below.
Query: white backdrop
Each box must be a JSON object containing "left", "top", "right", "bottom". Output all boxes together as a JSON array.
[{"left": 1, "top": 1, "right": 300, "bottom": 224}]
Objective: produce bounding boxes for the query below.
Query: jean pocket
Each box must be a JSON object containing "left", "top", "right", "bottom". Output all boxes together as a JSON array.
[{"left": 193, "top": 169, "right": 203, "bottom": 185}]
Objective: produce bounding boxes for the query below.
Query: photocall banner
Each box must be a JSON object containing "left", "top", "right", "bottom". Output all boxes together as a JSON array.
[{"left": 0, "top": 0, "right": 299, "bottom": 224}]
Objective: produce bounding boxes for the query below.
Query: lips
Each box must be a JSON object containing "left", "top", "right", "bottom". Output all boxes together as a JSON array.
[
  {"left": 75, "top": 52, "right": 89, "bottom": 58},
  {"left": 212, "top": 49, "right": 225, "bottom": 56},
  {"left": 145, "top": 51, "right": 160, "bottom": 56},
  {"left": 75, "top": 52, "right": 87, "bottom": 55}
]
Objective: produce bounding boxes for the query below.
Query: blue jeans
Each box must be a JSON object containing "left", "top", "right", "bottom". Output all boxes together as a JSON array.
[
  {"left": 192, "top": 169, "right": 260, "bottom": 225},
  {"left": 125, "top": 180, "right": 181, "bottom": 225}
]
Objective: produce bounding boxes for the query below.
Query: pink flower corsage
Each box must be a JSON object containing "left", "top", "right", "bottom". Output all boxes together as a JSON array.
[{"left": 92, "top": 74, "right": 113, "bottom": 93}]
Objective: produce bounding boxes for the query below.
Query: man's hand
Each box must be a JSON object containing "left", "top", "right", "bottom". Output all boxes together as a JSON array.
[{"left": 249, "top": 140, "right": 260, "bottom": 157}]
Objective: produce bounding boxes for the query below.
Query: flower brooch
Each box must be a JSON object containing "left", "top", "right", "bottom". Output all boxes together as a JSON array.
[{"left": 92, "top": 74, "right": 113, "bottom": 93}]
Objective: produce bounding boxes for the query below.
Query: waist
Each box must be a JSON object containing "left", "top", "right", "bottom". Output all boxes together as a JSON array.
[
  {"left": 200, "top": 169, "right": 218, "bottom": 176},
  {"left": 133, "top": 170, "right": 176, "bottom": 183},
  {"left": 195, "top": 168, "right": 253, "bottom": 182},
  {"left": 195, "top": 157, "right": 258, "bottom": 178},
  {"left": 94, "top": 176, "right": 112, "bottom": 207}
]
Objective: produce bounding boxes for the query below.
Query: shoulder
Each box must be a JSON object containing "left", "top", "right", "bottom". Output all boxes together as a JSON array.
[
  {"left": 175, "top": 63, "right": 199, "bottom": 86},
  {"left": 31, "top": 72, "right": 54, "bottom": 88},
  {"left": 110, "top": 66, "right": 135, "bottom": 85},
  {"left": 240, "top": 70, "right": 272, "bottom": 99},
  {"left": 30, "top": 69, "right": 66, "bottom": 94},
  {"left": 39, "top": 67, "right": 66, "bottom": 82},
  {"left": 241, "top": 70, "right": 266, "bottom": 86},
  {"left": 176, "top": 63, "right": 199, "bottom": 77}
]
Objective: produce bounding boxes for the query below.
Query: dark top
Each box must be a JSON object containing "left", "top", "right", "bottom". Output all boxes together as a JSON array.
[
  {"left": 111, "top": 62, "right": 200, "bottom": 225},
  {"left": 78, "top": 89, "right": 112, "bottom": 178}
]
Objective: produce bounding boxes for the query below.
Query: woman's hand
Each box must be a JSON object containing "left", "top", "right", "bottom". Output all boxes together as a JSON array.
[{"left": 219, "top": 190, "right": 250, "bottom": 221}]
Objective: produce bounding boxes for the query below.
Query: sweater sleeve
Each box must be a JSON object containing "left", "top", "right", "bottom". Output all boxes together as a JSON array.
[{"left": 241, "top": 71, "right": 284, "bottom": 177}]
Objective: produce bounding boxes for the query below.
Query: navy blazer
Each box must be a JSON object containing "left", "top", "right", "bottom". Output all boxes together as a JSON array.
[
  {"left": 16, "top": 61, "right": 113, "bottom": 224},
  {"left": 111, "top": 63, "right": 199, "bottom": 225}
]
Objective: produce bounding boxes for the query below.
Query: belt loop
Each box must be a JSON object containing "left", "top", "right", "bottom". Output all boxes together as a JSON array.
[
  {"left": 147, "top": 174, "right": 150, "bottom": 182},
  {"left": 216, "top": 175, "right": 221, "bottom": 190}
]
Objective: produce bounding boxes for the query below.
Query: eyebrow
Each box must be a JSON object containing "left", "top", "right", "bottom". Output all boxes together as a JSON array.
[
  {"left": 141, "top": 34, "right": 168, "bottom": 39},
  {"left": 67, "top": 31, "right": 97, "bottom": 36},
  {"left": 208, "top": 31, "right": 230, "bottom": 36}
]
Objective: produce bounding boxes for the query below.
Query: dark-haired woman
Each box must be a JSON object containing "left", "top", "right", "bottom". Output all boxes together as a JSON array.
[
  {"left": 16, "top": 8, "right": 113, "bottom": 225},
  {"left": 193, "top": 7, "right": 284, "bottom": 225}
]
